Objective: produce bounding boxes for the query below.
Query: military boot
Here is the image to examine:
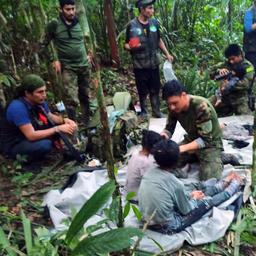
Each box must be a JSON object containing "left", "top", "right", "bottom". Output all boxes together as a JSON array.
[
  {"left": 139, "top": 95, "right": 148, "bottom": 118},
  {"left": 150, "top": 94, "right": 164, "bottom": 118}
]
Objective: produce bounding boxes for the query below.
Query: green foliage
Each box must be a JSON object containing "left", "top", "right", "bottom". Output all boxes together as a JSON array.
[
  {"left": 65, "top": 180, "right": 116, "bottom": 244},
  {"left": 231, "top": 207, "right": 256, "bottom": 246},
  {"left": 72, "top": 227, "right": 143, "bottom": 256}
]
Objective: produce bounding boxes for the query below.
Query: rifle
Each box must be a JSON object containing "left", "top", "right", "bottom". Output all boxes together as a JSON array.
[
  {"left": 248, "top": 73, "right": 256, "bottom": 111},
  {"left": 40, "top": 107, "right": 85, "bottom": 163}
]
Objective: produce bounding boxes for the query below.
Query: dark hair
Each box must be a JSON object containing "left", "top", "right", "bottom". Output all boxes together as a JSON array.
[
  {"left": 152, "top": 140, "right": 180, "bottom": 168},
  {"left": 136, "top": 0, "right": 155, "bottom": 11},
  {"left": 162, "top": 80, "right": 187, "bottom": 100},
  {"left": 59, "top": 0, "right": 75, "bottom": 8},
  {"left": 224, "top": 44, "right": 242, "bottom": 58},
  {"left": 141, "top": 130, "right": 163, "bottom": 153}
]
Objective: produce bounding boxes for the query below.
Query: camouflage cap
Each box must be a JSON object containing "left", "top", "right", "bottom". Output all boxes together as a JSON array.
[
  {"left": 135, "top": 0, "right": 156, "bottom": 8},
  {"left": 20, "top": 74, "right": 45, "bottom": 93}
]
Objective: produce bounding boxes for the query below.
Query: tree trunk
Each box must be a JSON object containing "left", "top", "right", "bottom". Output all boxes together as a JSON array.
[
  {"left": 104, "top": 0, "right": 120, "bottom": 68},
  {"left": 0, "top": 11, "right": 7, "bottom": 27},
  {"left": 228, "top": 0, "right": 232, "bottom": 38}
]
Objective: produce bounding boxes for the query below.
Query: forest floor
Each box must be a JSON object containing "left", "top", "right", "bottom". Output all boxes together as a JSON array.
[{"left": 0, "top": 68, "right": 256, "bottom": 255}]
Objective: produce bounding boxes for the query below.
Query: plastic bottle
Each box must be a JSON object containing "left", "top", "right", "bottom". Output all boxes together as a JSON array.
[{"left": 163, "top": 60, "right": 177, "bottom": 82}]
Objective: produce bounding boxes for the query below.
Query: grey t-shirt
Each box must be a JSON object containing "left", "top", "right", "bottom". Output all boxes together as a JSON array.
[
  {"left": 125, "top": 149, "right": 155, "bottom": 199},
  {"left": 138, "top": 166, "right": 195, "bottom": 224}
]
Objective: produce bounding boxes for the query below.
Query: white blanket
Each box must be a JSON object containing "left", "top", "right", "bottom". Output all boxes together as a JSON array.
[{"left": 44, "top": 115, "right": 252, "bottom": 253}]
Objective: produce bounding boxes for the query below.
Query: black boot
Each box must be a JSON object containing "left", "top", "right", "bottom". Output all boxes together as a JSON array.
[
  {"left": 139, "top": 95, "right": 148, "bottom": 117},
  {"left": 150, "top": 94, "right": 163, "bottom": 118}
]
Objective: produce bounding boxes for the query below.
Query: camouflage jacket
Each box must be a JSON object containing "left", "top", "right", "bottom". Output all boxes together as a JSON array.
[
  {"left": 164, "top": 95, "right": 223, "bottom": 149},
  {"left": 210, "top": 58, "right": 254, "bottom": 94}
]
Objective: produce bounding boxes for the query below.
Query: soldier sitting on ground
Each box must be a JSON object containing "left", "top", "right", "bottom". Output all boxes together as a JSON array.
[
  {"left": 0, "top": 74, "right": 77, "bottom": 163},
  {"left": 209, "top": 44, "right": 254, "bottom": 116}
]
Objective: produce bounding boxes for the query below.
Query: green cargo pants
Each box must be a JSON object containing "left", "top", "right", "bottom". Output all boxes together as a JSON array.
[{"left": 62, "top": 66, "right": 90, "bottom": 124}]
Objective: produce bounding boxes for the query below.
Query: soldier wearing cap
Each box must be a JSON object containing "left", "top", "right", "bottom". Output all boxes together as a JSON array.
[
  {"left": 0, "top": 74, "right": 77, "bottom": 161},
  {"left": 125, "top": 0, "right": 173, "bottom": 118}
]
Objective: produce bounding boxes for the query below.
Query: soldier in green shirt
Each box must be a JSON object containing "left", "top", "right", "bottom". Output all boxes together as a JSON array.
[
  {"left": 209, "top": 44, "right": 254, "bottom": 116},
  {"left": 40, "top": 0, "right": 91, "bottom": 124},
  {"left": 161, "top": 80, "right": 223, "bottom": 180}
]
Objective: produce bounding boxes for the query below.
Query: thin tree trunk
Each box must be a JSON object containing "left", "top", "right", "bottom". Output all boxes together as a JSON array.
[
  {"left": 0, "top": 11, "right": 7, "bottom": 26},
  {"left": 78, "top": 0, "right": 124, "bottom": 228},
  {"left": 228, "top": 0, "right": 232, "bottom": 38},
  {"left": 104, "top": 0, "right": 120, "bottom": 68}
]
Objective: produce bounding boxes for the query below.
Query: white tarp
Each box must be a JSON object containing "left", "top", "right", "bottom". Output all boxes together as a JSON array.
[{"left": 44, "top": 115, "right": 252, "bottom": 254}]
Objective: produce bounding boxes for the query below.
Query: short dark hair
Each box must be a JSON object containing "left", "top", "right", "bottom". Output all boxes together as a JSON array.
[
  {"left": 141, "top": 130, "right": 163, "bottom": 153},
  {"left": 59, "top": 0, "right": 75, "bottom": 8},
  {"left": 224, "top": 44, "right": 242, "bottom": 58},
  {"left": 152, "top": 140, "right": 180, "bottom": 168},
  {"left": 162, "top": 80, "right": 187, "bottom": 100}
]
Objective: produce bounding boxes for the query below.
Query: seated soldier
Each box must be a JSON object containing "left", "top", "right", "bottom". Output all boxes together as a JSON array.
[
  {"left": 138, "top": 140, "right": 242, "bottom": 235},
  {"left": 209, "top": 44, "right": 254, "bottom": 116},
  {"left": 0, "top": 74, "right": 77, "bottom": 162}
]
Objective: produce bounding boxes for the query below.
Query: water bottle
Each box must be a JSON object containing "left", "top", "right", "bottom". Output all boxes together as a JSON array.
[{"left": 163, "top": 60, "right": 177, "bottom": 82}]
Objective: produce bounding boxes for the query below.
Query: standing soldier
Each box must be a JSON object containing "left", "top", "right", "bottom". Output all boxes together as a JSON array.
[
  {"left": 41, "top": 0, "right": 91, "bottom": 124},
  {"left": 125, "top": 0, "right": 173, "bottom": 118}
]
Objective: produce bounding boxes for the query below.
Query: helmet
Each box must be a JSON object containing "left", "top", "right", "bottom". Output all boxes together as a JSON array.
[{"left": 135, "top": 0, "right": 156, "bottom": 8}]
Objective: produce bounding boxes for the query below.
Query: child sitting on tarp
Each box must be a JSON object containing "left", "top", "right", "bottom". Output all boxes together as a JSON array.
[
  {"left": 125, "top": 130, "right": 163, "bottom": 200},
  {"left": 138, "top": 139, "right": 242, "bottom": 234}
]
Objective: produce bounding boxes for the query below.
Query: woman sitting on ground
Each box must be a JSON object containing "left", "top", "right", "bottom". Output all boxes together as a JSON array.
[{"left": 138, "top": 139, "right": 242, "bottom": 234}]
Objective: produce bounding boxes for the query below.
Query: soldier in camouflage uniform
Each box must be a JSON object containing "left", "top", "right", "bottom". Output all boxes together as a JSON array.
[
  {"left": 40, "top": 0, "right": 91, "bottom": 124},
  {"left": 209, "top": 44, "right": 254, "bottom": 116},
  {"left": 161, "top": 80, "right": 223, "bottom": 181}
]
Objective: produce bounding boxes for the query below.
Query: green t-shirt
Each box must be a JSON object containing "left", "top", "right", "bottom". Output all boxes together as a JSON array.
[
  {"left": 41, "top": 18, "right": 88, "bottom": 69},
  {"left": 138, "top": 166, "right": 194, "bottom": 224},
  {"left": 165, "top": 95, "right": 223, "bottom": 149}
]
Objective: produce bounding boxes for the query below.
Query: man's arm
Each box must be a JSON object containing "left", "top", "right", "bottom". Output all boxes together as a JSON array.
[
  {"left": 19, "top": 122, "right": 76, "bottom": 141},
  {"left": 244, "top": 9, "right": 256, "bottom": 33},
  {"left": 158, "top": 39, "right": 173, "bottom": 63},
  {"left": 48, "top": 112, "right": 77, "bottom": 128},
  {"left": 161, "top": 114, "right": 177, "bottom": 139},
  {"left": 232, "top": 64, "right": 254, "bottom": 91},
  {"left": 40, "top": 20, "right": 60, "bottom": 72}
]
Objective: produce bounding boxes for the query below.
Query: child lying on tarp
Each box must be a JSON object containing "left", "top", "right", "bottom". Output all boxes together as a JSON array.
[{"left": 138, "top": 139, "right": 242, "bottom": 235}]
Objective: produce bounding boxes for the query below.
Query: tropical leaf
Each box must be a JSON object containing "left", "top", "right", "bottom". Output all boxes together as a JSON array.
[
  {"left": 123, "top": 202, "right": 131, "bottom": 219},
  {"left": 0, "top": 227, "right": 16, "bottom": 256},
  {"left": 65, "top": 180, "right": 115, "bottom": 244},
  {"left": 71, "top": 227, "right": 143, "bottom": 256},
  {"left": 21, "top": 210, "right": 33, "bottom": 255},
  {"left": 132, "top": 205, "right": 142, "bottom": 221}
]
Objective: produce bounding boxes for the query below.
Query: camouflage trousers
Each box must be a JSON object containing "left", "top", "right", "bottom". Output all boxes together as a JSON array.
[
  {"left": 178, "top": 145, "right": 223, "bottom": 181},
  {"left": 209, "top": 94, "right": 250, "bottom": 117},
  {"left": 61, "top": 67, "right": 90, "bottom": 124}
]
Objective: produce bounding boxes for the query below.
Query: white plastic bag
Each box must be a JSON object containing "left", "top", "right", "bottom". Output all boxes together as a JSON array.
[{"left": 163, "top": 60, "right": 177, "bottom": 82}]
